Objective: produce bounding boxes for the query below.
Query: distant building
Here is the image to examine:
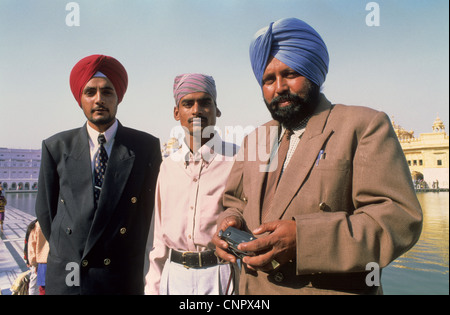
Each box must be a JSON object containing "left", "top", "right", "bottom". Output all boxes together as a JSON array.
[
  {"left": 161, "top": 137, "right": 181, "bottom": 159},
  {"left": 392, "top": 115, "right": 449, "bottom": 189},
  {"left": 0, "top": 148, "right": 41, "bottom": 191}
]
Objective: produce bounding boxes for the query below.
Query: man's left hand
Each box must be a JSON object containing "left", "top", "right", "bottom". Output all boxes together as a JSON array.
[{"left": 238, "top": 220, "right": 296, "bottom": 272}]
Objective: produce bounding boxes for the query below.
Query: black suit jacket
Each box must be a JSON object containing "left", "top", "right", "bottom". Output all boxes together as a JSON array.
[{"left": 36, "top": 122, "right": 161, "bottom": 294}]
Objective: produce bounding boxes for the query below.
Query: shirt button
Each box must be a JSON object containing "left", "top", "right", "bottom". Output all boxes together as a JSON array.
[
  {"left": 131, "top": 197, "right": 137, "bottom": 204},
  {"left": 104, "top": 258, "right": 111, "bottom": 266},
  {"left": 81, "top": 260, "right": 88, "bottom": 267},
  {"left": 120, "top": 227, "right": 127, "bottom": 234},
  {"left": 66, "top": 227, "right": 72, "bottom": 235},
  {"left": 193, "top": 178, "right": 198, "bottom": 182}
]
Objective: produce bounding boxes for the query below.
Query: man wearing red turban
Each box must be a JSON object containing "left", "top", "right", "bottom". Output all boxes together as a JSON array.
[{"left": 36, "top": 54, "right": 162, "bottom": 295}]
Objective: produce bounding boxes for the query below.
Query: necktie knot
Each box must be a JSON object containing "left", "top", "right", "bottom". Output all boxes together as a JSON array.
[{"left": 98, "top": 134, "right": 106, "bottom": 145}]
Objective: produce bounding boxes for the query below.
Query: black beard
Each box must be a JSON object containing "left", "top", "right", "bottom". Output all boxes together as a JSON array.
[
  {"left": 88, "top": 115, "right": 114, "bottom": 127},
  {"left": 264, "top": 84, "right": 319, "bottom": 130}
]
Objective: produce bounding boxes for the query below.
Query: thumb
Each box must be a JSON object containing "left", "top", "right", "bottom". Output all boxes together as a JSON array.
[{"left": 253, "top": 221, "right": 279, "bottom": 235}]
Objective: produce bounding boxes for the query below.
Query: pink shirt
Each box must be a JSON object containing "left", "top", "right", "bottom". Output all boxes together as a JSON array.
[{"left": 145, "top": 133, "right": 237, "bottom": 294}]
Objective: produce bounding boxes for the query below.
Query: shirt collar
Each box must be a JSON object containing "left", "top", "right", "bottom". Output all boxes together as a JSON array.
[
  {"left": 86, "top": 119, "right": 118, "bottom": 146},
  {"left": 180, "top": 131, "right": 223, "bottom": 164}
]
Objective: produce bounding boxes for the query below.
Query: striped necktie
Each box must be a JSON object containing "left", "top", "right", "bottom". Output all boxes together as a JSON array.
[
  {"left": 261, "top": 129, "right": 292, "bottom": 222},
  {"left": 94, "top": 134, "right": 108, "bottom": 208}
]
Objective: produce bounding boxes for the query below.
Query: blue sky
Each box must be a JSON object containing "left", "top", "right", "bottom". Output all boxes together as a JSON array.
[{"left": 0, "top": 0, "right": 448, "bottom": 149}]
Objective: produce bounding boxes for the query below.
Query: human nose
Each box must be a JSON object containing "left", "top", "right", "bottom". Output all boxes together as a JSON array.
[
  {"left": 275, "top": 77, "right": 288, "bottom": 95},
  {"left": 191, "top": 102, "right": 203, "bottom": 116},
  {"left": 94, "top": 90, "right": 105, "bottom": 104}
]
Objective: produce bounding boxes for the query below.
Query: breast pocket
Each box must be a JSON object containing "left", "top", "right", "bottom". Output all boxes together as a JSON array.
[{"left": 301, "top": 159, "right": 352, "bottom": 212}]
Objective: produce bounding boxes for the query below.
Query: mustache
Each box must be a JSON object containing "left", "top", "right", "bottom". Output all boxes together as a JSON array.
[
  {"left": 91, "top": 106, "right": 109, "bottom": 112},
  {"left": 269, "top": 93, "right": 303, "bottom": 108},
  {"left": 188, "top": 116, "right": 208, "bottom": 124}
]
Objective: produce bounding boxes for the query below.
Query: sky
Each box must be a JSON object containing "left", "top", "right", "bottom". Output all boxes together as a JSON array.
[{"left": 0, "top": 0, "right": 448, "bottom": 149}]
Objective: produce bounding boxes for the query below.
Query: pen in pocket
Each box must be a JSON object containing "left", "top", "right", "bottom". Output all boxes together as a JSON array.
[{"left": 316, "top": 150, "right": 324, "bottom": 166}]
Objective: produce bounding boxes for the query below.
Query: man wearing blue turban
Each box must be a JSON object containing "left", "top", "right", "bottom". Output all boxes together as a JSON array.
[{"left": 214, "top": 18, "right": 422, "bottom": 294}]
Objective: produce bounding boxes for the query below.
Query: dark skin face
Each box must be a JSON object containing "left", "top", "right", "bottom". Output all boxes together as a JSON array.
[
  {"left": 80, "top": 77, "right": 119, "bottom": 133},
  {"left": 262, "top": 56, "right": 319, "bottom": 129},
  {"left": 174, "top": 92, "right": 221, "bottom": 150}
]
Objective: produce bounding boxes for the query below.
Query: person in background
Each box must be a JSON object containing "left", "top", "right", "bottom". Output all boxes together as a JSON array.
[
  {"left": 0, "top": 187, "right": 6, "bottom": 233},
  {"left": 27, "top": 221, "right": 49, "bottom": 295},
  {"left": 24, "top": 219, "right": 39, "bottom": 295}
]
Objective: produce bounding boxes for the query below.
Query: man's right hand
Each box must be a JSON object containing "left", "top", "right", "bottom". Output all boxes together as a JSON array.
[{"left": 213, "top": 215, "right": 243, "bottom": 264}]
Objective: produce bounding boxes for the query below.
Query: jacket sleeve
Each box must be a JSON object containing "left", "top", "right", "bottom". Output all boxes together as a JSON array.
[
  {"left": 293, "top": 112, "right": 423, "bottom": 274},
  {"left": 35, "top": 140, "right": 60, "bottom": 242},
  {"left": 218, "top": 138, "right": 247, "bottom": 228}
]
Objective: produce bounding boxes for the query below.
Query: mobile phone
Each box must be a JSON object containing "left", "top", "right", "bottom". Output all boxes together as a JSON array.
[{"left": 218, "top": 226, "right": 256, "bottom": 259}]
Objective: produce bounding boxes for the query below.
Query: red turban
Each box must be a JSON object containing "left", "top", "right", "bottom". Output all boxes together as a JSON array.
[{"left": 70, "top": 54, "right": 128, "bottom": 107}]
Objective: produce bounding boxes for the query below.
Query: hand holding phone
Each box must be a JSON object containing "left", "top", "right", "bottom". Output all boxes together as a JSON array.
[{"left": 218, "top": 226, "right": 256, "bottom": 259}]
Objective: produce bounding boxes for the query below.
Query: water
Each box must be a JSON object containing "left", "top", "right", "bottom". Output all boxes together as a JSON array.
[
  {"left": 4, "top": 191, "right": 449, "bottom": 295},
  {"left": 382, "top": 192, "right": 449, "bottom": 295},
  {"left": 4, "top": 192, "right": 38, "bottom": 217}
]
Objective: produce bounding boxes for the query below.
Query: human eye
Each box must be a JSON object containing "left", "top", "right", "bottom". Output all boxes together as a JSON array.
[
  {"left": 262, "top": 76, "right": 275, "bottom": 85},
  {"left": 181, "top": 101, "right": 193, "bottom": 108},
  {"left": 286, "top": 71, "right": 300, "bottom": 79},
  {"left": 199, "top": 99, "right": 213, "bottom": 107},
  {"left": 84, "top": 88, "right": 96, "bottom": 96}
]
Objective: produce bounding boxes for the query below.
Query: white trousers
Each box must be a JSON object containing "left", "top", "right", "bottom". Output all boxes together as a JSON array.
[
  {"left": 28, "top": 266, "right": 39, "bottom": 295},
  {"left": 159, "top": 258, "right": 237, "bottom": 295}
]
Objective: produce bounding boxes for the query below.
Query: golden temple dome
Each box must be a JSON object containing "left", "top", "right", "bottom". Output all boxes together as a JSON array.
[{"left": 432, "top": 114, "right": 445, "bottom": 132}]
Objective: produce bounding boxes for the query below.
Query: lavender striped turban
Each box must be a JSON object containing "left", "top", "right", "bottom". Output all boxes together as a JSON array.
[
  {"left": 250, "top": 17, "right": 329, "bottom": 87},
  {"left": 173, "top": 73, "right": 217, "bottom": 106}
]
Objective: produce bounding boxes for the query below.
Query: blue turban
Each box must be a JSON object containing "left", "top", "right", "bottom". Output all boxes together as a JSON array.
[{"left": 250, "top": 17, "right": 329, "bottom": 87}]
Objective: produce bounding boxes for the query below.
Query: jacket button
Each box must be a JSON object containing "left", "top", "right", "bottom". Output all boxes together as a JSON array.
[
  {"left": 274, "top": 272, "right": 284, "bottom": 283},
  {"left": 66, "top": 227, "right": 72, "bottom": 235},
  {"left": 104, "top": 258, "right": 111, "bottom": 266},
  {"left": 131, "top": 197, "right": 137, "bottom": 204},
  {"left": 120, "top": 227, "right": 127, "bottom": 234},
  {"left": 319, "top": 202, "right": 327, "bottom": 211},
  {"left": 81, "top": 260, "right": 88, "bottom": 267}
]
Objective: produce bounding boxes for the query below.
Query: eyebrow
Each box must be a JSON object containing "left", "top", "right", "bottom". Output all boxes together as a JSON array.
[
  {"left": 181, "top": 96, "right": 213, "bottom": 104},
  {"left": 83, "top": 86, "right": 115, "bottom": 92}
]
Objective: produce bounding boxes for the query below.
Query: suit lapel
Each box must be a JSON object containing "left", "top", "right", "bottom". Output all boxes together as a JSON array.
[
  {"left": 65, "top": 126, "right": 96, "bottom": 224},
  {"left": 262, "top": 96, "right": 334, "bottom": 223},
  {"left": 84, "top": 123, "right": 136, "bottom": 256}
]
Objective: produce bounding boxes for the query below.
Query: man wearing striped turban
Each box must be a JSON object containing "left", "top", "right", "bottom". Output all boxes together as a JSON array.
[
  {"left": 214, "top": 18, "right": 422, "bottom": 294},
  {"left": 146, "top": 73, "right": 239, "bottom": 295},
  {"left": 35, "top": 54, "right": 162, "bottom": 294}
]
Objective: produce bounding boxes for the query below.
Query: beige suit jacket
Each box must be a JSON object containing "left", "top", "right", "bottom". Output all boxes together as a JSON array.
[{"left": 219, "top": 95, "right": 423, "bottom": 294}]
